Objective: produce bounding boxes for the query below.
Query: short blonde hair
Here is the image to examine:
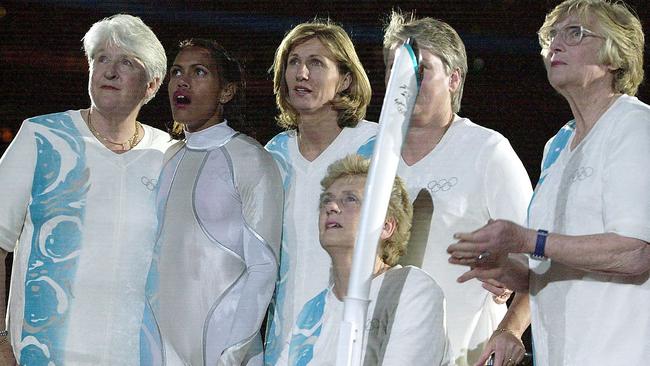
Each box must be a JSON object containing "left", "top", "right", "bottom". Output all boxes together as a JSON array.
[
  {"left": 320, "top": 155, "right": 412, "bottom": 266},
  {"left": 383, "top": 10, "right": 467, "bottom": 113},
  {"left": 271, "top": 19, "right": 372, "bottom": 130},
  {"left": 538, "top": 0, "right": 644, "bottom": 95},
  {"left": 83, "top": 14, "right": 166, "bottom": 104}
]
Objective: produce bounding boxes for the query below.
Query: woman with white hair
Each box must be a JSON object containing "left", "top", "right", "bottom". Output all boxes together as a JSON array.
[{"left": 0, "top": 13, "right": 172, "bottom": 365}]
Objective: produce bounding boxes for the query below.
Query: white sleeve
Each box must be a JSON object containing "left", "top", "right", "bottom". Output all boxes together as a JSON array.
[
  {"left": 602, "top": 109, "right": 650, "bottom": 241},
  {"left": 483, "top": 138, "right": 533, "bottom": 226},
  {"left": 0, "top": 121, "right": 36, "bottom": 252},
  {"left": 221, "top": 137, "right": 284, "bottom": 361},
  {"left": 381, "top": 271, "right": 450, "bottom": 366}
]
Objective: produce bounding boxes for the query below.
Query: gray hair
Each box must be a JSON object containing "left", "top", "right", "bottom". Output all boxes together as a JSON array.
[
  {"left": 383, "top": 11, "right": 468, "bottom": 113},
  {"left": 538, "top": 0, "right": 644, "bottom": 96},
  {"left": 82, "top": 14, "right": 167, "bottom": 103}
]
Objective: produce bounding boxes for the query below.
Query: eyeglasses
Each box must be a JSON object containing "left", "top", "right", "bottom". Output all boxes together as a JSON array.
[
  {"left": 319, "top": 192, "right": 362, "bottom": 210},
  {"left": 544, "top": 25, "right": 603, "bottom": 46}
]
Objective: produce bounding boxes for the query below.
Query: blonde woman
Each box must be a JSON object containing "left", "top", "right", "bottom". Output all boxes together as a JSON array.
[
  {"left": 280, "top": 155, "right": 450, "bottom": 365},
  {"left": 450, "top": 1, "right": 650, "bottom": 365},
  {"left": 264, "top": 20, "right": 377, "bottom": 365},
  {"left": 383, "top": 11, "right": 532, "bottom": 366}
]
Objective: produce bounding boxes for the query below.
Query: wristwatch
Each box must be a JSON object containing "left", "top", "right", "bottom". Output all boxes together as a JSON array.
[
  {"left": 0, "top": 330, "right": 8, "bottom": 345},
  {"left": 532, "top": 229, "right": 548, "bottom": 259}
]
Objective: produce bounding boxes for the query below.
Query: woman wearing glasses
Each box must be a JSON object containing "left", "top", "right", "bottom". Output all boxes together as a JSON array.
[
  {"left": 448, "top": 0, "right": 650, "bottom": 365},
  {"left": 279, "top": 155, "right": 450, "bottom": 365},
  {"left": 263, "top": 20, "right": 377, "bottom": 365}
]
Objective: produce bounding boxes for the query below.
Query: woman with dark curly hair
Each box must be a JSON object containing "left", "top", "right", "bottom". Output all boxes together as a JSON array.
[{"left": 141, "top": 39, "right": 283, "bottom": 366}]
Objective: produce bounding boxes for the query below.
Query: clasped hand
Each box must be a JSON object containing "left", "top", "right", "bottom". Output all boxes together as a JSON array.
[{"left": 447, "top": 219, "right": 530, "bottom": 292}]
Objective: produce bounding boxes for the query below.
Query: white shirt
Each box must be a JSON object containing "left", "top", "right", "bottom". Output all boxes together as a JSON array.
[
  {"left": 0, "top": 110, "right": 172, "bottom": 365},
  {"left": 397, "top": 116, "right": 532, "bottom": 365},
  {"left": 264, "top": 120, "right": 378, "bottom": 365},
  {"left": 142, "top": 122, "right": 282, "bottom": 366},
  {"left": 528, "top": 95, "right": 650, "bottom": 365},
  {"left": 280, "top": 266, "right": 450, "bottom": 366}
]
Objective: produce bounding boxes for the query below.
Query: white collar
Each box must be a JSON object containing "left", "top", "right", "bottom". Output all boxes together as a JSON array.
[{"left": 184, "top": 120, "right": 237, "bottom": 149}]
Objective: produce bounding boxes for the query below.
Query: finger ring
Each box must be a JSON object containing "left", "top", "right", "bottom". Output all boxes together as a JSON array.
[
  {"left": 493, "top": 289, "right": 512, "bottom": 304},
  {"left": 499, "top": 289, "right": 513, "bottom": 298},
  {"left": 508, "top": 358, "right": 514, "bottom": 365},
  {"left": 477, "top": 251, "right": 491, "bottom": 260}
]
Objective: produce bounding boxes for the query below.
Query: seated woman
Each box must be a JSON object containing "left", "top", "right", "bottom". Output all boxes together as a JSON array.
[
  {"left": 140, "top": 39, "right": 283, "bottom": 365},
  {"left": 263, "top": 20, "right": 377, "bottom": 364},
  {"left": 280, "top": 155, "right": 450, "bottom": 365}
]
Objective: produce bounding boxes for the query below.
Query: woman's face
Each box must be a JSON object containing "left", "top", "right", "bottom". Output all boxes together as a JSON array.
[
  {"left": 385, "top": 47, "right": 458, "bottom": 127},
  {"left": 318, "top": 175, "right": 365, "bottom": 252},
  {"left": 89, "top": 44, "right": 154, "bottom": 116},
  {"left": 168, "top": 46, "right": 233, "bottom": 132},
  {"left": 544, "top": 15, "right": 611, "bottom": 93},
  {"left": 284, "top": 38, "right": 350, "bottom": 119}
]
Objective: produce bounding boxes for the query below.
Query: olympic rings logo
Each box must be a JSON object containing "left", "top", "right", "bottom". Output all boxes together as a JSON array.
[
  {"left": 141, "top": 176, "right": 158, "bottom": 191},
  {"left": 570, "top": 166, "right": 593, "bottom": 182},
  {"left": 427, "top": 177, "right": 458, "bottom": 193}
]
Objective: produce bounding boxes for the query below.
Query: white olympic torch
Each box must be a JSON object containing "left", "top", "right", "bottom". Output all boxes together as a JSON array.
[{"left": 335, "top": 40, "right": 420, "bottom": 366}]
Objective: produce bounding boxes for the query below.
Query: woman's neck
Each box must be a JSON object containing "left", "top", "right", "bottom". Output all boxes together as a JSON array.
[
  {"left": 297, "top": 113, "right": 342, "bottom": 161},
  {"left": 329, "top": 249, "right": 391, "bottom": 301},
  {"left": 563, "top": 86, "right": 620, "bottom": 149},
  {"left": 90, "top": 107, "right": 140, "bottom": 134},
  {"left": 329, "top": 249, "right": 353, "bottom": 300},
  {"left": 86, "top": 107, "right": 142, "bottom": 153},
  {"left": 402, "top": 111, "right": 454, "bottom": 165}
]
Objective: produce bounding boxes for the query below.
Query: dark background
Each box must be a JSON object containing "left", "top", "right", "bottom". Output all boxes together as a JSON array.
[
  {"left": 1, "top": 0, "right": 648, "bottom": 182},
  {"left": 1, "top": 0, "right": 649, "bottom": 357}
]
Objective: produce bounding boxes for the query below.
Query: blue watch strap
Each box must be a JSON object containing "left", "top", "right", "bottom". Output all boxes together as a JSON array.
[{"left": 532, "top": 229, "right": 548, "bottom": 259}]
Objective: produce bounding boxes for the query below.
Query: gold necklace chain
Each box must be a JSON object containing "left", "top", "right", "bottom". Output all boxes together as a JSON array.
[{"left": 87, "top": 110, "right": 141, "bottom": 150}]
